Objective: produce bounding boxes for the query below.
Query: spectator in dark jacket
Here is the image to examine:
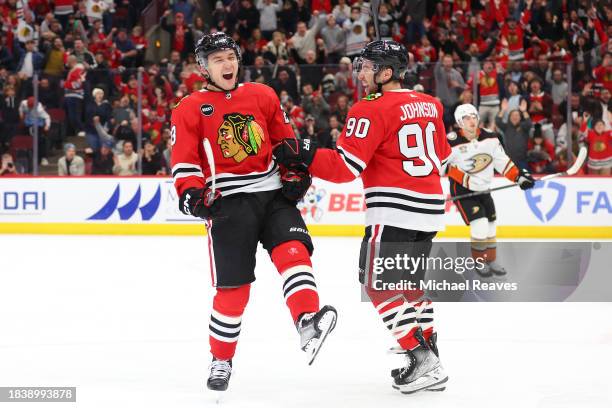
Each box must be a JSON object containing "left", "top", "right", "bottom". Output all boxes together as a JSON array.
[
  {"left": 86, "top": 141, "right": 115, "bottom": 175},
  {"left": 496, "top": 100, "right": 533, "bottom": 169},
  {"left": 161, "top": 10, "right": 196, "bottom": 59},
  {"left": 17, "top": 40, "right": 44, "bottom": 80},
  {"left": 85, "top": 88, "right": 113, "bottom": 150}
]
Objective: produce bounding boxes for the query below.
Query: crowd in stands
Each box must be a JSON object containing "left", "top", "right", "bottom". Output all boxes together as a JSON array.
[{"left": 0, "top": 0, "right": 610, "bottom": 177}]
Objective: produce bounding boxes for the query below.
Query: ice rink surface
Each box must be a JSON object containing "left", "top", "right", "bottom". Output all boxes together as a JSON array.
[{"left": 1, "top": 234, "right": 611, "bottom": 408}]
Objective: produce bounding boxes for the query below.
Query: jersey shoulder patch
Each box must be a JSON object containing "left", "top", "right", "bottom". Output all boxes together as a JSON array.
[
  {"left": 447, "top": 131, "right": 458, "bottom": 141},
  {"left": 362, "top": 92, "right": 383, "bottom": 101}
]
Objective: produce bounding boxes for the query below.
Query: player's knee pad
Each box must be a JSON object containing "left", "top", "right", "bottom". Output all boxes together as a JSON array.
[
  {"left": 213, "top": 284, "right": 251, "bottom": 316},
  {"left": 470, "top": 217, "right": 489, "bottom": 241},
  {"left": 271, "top": 240, "right": 312, "bottom": 273},
  {"left": 487, "top": 221, "right": 497, "bottom": 239}
]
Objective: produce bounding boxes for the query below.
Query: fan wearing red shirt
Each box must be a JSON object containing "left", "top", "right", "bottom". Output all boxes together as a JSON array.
[
  {"left": 275, "top": 40, "right": 450, "bottom": 395},
  {"left": 580, "top": 115, "right": 612, "bottom": 175}
]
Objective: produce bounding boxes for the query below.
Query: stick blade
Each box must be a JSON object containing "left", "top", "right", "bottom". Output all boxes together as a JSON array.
[{"left": 567, "top": 146, "right": 587, "bottom": 176}]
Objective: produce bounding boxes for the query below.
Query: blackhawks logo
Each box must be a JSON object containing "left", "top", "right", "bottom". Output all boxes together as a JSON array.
[{"left": 217, "top": 113, "right": 265, "bottom": 163}]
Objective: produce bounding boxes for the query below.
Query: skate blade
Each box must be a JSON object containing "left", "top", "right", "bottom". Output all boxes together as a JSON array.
[
  {"left": 393, "top": 375, "right": 448, "bottom": 394},
  {"left": 307, "top": 309, "right": 337, "bottom": 365}
]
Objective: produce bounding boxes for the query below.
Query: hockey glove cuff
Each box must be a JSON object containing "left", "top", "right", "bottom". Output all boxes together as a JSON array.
[
  {"left": 179, "top": 187, "right": 221, "bottom": 219},
  {"left": 516, "top": 168, "right": 535, "bottom": 190},
  {"left": 280, "top": 165, "right": 312, "bottom": 202},
  {"left": 273, "top": 138, "right": 318, "bottom": 168},
  {"left": 447, "top": 165, "right": 471, "bottom": 189}
]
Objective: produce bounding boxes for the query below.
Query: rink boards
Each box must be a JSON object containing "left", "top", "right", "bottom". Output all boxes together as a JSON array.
[{"left": 0, "top": 176, "right": 610, "bottom": 238}]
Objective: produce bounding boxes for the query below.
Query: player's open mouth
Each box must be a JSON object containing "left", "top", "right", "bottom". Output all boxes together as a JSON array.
[{"left": 223, "top": 73, "right": 233, "bottom": 80}]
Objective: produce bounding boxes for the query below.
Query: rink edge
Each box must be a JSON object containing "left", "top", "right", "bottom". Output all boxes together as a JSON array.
[{"left": 0, "top": 223, "right": 611, "bottom": 239}]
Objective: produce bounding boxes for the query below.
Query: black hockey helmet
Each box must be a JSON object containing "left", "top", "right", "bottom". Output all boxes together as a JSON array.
[
  {"left": 195, "top": 32, "right": 242, "bottom": 70},
  {"left": 353, "top": 40, "right": 408, "bottom": 82}
]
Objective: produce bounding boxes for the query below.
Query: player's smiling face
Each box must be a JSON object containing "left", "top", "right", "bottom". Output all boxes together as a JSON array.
[
  {"left": 356, "top": 59, "right": 378, "bottom": 95},
  {"left": 204, "top": 49, "right": 239, "bottom": 90}
]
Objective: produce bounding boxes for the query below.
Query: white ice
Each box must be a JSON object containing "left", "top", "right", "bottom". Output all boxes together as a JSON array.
[{"left": 0, "top": 235, "right": 611, "bottom": 408}]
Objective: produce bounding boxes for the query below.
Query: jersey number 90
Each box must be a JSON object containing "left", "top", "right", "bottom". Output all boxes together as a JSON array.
[{"left": 398, "top": 122, "right": 441, "bottom": 177}]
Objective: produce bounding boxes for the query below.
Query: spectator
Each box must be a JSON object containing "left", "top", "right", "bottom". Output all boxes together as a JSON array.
[
  {"left": 248, "top": 56, "right": 273, "bottom": 83},
  {"left": 527, "top": 78, "right": 553, "bottom": 124},
  {"left": 279, "top": 0, "right": 299, "bottom": 35},
  {"left": 300, "top": 114, "right": 321, "bottom": 140},
  {"left": 318, "top": 114, "right": 342, "bottom": 148},
  {"left": 320, "top": 14, "right": 346, "bottom": 64},
  {"left": 331, "top": 94, "right": 349, "bottom": 124},
  {"left": 0, "top": 86, "right": 20, "bottom": 150},
  {"left": 85, "top": 88, "right": 113, "bottom": 150},
  {"left": 271, "top": 67, "right": 299, "bottom": 102},
  {"left": 289, "top": 13, "right": 325, "bottom": 64},
  {"left": 299, "top": 48, "right": 326, "bottom": 89},
  {"left": 64, "top": 59, "right": 87, "bottom": 137},
  {"left": 113, "top": 29, "right": 138, "bottom": 67},
  {"left": 496, "top": 99, "right": 532, "bottom": 169},
  {"left": 162, "top": 137, "right": 172, "bottom": 175},
  {"left": 334, "top": 57, "right": 354, "bottom": 96},
  {"left": 501, "top": 81, "right": 525, "bottom": 122},
  {"left": 580, "top": 115, "right": 612, "bottom": 175},
  {"left": 161, "top": 10, "right": 195, "bottom": 59},
  {"left": 0, "top": 153, "right": 19, "bottom": 176},
  {"left": 264, "top": 31, "right": 289, "bottom": 63},
  {"left": 131, "top": 26, "right": 148, "bottom": 67},
  {"left": 16, "top": 40, "right": 44, "bottom": 81},
  {"left": 173, "top": 0, "right": 195, "bottom": 24},
  {"left": 343, "top": 6, "right": 369, "bottom": 59},
  {"left": 435, "top": 51, "right": 466, "bottom": 125},
  {"left": 257, "top": 0, "right": 281, "bottom": 40},
  {"left": 38, "top": 77, "right": 60, "bottom": 109},
  {"left": 236, "top": 0, "right": 261, "bottom": 40},
  {"left": 0, "top": 35, "right": 13, "bottom": 70},
  {"left": 332, "top": 0, "right": 351, "bottom": 25},
  {"left": 282, "top": 95, "right": 304, "bottom": 130},
  {"left": 302, "top": 89, "right": 330, "bottom": 131},
  {"left": 71, "top": 39, "right": 96, "bottom": 68},
  {"left": 546, "top": 68, "right": 569, "bottom": 107},
  {"left": 57, "top": 143, "right": 85, "bottom": 176},
  {"left": 113, "top": 140, "right": 138, "bottom": 175},
  {"left": 19, "top": 96, "right": 51, "bottom": 165},
  {"left": 42, "top": 37, "right": 65, "bottom": 80},
  {"left": 468, "top": 60, "right": 502, "bottom": 129},
  {"left": 85, "top": 141, "right": 115, "bottom": 175},
  {"left": 375, "top": 3, "right": 396, "bottom": 41},
  {"left": 141, "top": 140, "right": 166, "bottom": 175},
  {"left": 527, "top": 124, "right": 556, "bottom": 173}
]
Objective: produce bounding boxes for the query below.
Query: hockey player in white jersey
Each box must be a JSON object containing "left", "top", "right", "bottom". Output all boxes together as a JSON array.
[{"left": 445, "top": 104, "right": 535, "bottom": 276}]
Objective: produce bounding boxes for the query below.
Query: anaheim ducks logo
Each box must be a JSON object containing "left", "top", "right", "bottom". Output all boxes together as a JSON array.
[
  {"left": 465, "top": 153, "right": 493, "bottom": 174},
  {"left": 217, "top": 113, "right": 265, "bottom": 163}
]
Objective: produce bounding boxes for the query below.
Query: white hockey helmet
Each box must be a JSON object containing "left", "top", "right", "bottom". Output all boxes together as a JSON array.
[{"left": 454, "top": 104, "right": 479, "bottom": 129}]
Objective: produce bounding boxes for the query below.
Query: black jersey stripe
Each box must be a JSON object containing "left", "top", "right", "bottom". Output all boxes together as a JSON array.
[
  {"left": 364, "top": 191, "right": 445, "bottom": 205},
  {"left": 205, "top": 163, "right": 278, "bottom": 187},
  {"left": 172, "top": 167, "right": 202, "bottom": 178},
  {"left": 366, "top": 202, "right": 445, "bottom": 215}
]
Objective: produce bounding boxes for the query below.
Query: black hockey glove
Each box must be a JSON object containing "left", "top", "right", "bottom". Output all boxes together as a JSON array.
[
  {"left": 280, "top": 165, "right": 312, "bottom": 202},
  {"left": 516, "top": 168, "right": 535, "bottom": 190},
  {"left": 179, "top": 187, "right": 221, "bottom": 220},
  {"left": 273, "top": 137, "right": 318, "bottom": 168}
]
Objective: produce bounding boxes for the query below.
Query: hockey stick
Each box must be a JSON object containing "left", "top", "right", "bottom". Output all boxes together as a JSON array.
[
  {"left": 202, "top": 138, "right": 216, "bottom": 197},
  {"left": 447, "top": 146, "right": 587, "bottom": 202},
  {"left": 370, "top": 0, "right": 381, "bottom": 40}
]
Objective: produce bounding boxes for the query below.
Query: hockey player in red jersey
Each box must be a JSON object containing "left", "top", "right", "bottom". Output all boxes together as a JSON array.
[
  {"left": 445, "top": 104, "right": 535, "bottom": 275},
  {"left": 170, "top": 32, "right": 337, "bottom": 392},
  {"left": 274, "top": 40, "right": 449, "bottom": 393}
]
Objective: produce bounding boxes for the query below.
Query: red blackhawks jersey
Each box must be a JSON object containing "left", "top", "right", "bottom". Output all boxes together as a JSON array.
[
  {"left": 310, "top": 89, "right": 452, "bottom": 232},
  {"left": 171, "top": 83, "right": 294, "bottom": 197}
]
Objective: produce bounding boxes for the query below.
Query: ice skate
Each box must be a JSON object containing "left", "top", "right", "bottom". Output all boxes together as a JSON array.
[
  {"left": 488, "top": 260, "right": 507, "bottom": 276},
  {"left": 474, "top": 262, "right": 493, "bottom": 278},
  {"left": 297, "top": 305, "right": 337, "bottom": 365},
  {"left": 391, "top": 330, "right": 448, "bottom": 394},
  {"left": 390, "top": 332, "right": 446, "bottom": 392},
  {"left": 207, "top": 358, "right": 232, "bottom": 392}
]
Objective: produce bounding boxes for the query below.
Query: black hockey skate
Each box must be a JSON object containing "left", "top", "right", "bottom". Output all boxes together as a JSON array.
[
  {"left": 391, "top": 329, "right": 448, "bottom": 394},
  {"left": 488, "top": 260, "right": 507, "bottom": 276},
  {"left": 207, "top": 358, "right": 232, "bottom": 391},
  {"left": 297, "top": 305, "right": 338, "bottom": 365},
  {"left": 390, "top": 332, "right": 446, "bottom": 391}
]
